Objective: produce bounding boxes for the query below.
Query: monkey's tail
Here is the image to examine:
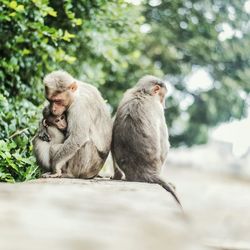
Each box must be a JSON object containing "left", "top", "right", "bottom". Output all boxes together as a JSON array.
[{"left": 146, "top": 175, "right": 183, "bottom": 209}]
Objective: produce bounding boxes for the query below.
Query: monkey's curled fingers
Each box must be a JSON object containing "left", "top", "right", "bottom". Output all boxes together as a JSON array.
[
  {"left": 42, "top": 172, "right": 62, "bottom": 178},
  {"left": 38, "top": 131, "right": 51, "bottom": 142}
]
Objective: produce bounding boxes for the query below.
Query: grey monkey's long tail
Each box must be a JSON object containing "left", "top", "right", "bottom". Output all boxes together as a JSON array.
[{"left": 146, "top": 176, "right": 182, "bottom": 208}]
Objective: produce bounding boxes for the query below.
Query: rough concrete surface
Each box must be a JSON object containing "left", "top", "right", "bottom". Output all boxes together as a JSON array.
[{"left": 0, "top": 167, "right": 250, "bottom": 250}]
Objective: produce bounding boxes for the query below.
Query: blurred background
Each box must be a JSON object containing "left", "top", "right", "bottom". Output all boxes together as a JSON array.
[{"left": 0, "top": 0, "right": 249, "bottom": 182}]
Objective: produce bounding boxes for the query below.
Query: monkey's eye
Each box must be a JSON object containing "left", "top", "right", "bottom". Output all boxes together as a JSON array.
[
  {"left": 55, "top": 119, "right": 60, "bottom": 123},
  {"left": 61, "top": 115, "right": 65, "bottom": 120},
  {"left": 54, "top": 100, "right": 63, "bottom": 105}
]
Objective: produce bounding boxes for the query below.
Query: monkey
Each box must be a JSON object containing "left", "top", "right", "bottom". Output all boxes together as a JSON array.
[
  {"left": 33, "top": 106, "right": 67, "bottom": 175},
  {"left": 42, "top": 70, "right": 112, "bottom": 178},
  {"left": 111, "top": 75, "right": 182, "bottom": 207}
]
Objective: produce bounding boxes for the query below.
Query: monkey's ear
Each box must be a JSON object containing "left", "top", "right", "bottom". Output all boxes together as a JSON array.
[
  {"left": 68, "top": 82, "right": 78, "bottom": 92},
  {"left": 42, "top": 119, "right": 48, "bottom": 127},
  {"left": 152, "top": 84, "right": 161, "bottom": 95}
]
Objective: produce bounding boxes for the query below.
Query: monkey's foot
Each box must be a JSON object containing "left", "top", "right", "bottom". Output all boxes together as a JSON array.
[
  {"left": 41, "top": 172, "right": 62, "bottom": 178},
  {"left": 41, "top": 172, "right": 51, "bottom": 178},
  {"left": 111, "top": 173, "right": 126, "bottom": 181},
  {"left": 111, "top": 175, "right": 122, "bottom": 180},
  {"left": 111, "top": 168, "right": 124, "bottom": 180}
]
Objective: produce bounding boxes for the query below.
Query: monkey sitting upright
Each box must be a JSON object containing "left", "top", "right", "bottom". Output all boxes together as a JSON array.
[
  {"left": 112, "top": 75, "right": 182, "bottom": 207},
  {"left": 33, "top": 106, "right": 67, "bottom": 175}
]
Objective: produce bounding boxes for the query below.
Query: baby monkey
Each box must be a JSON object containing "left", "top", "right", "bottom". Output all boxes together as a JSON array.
[
  {"left": 39, "top": 107, "right": 67, "bottom": 142},
  {"left": 33, "top": 106, "right": 67, "bottom": 176}
]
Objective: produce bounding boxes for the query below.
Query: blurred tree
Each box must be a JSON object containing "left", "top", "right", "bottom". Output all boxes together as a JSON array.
[
  {"left": 143, "top": 0, "right": 250, "bottom": 146},
  {"left": 47, "top": 0, "right": 162, "bottom": 107}
]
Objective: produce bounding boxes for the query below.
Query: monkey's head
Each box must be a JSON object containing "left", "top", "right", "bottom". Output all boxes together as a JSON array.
[
  {"left": 136, "top": 75, "right": 167, "bottom": 107},
  {"left": 42, "top": 106, "right": 67, "bottom": 131},
  {"left": 44, "top": 70, "right": 78, "bottom": 116}
]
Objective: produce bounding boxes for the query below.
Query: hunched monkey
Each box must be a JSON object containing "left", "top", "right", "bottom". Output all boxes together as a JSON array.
[
  {"left": 33, "top": 106, "right": 67, "bottom": 174},
  {"left": 111, "top": 75, "right": 182, "bottom": 207},
  {"left": 43, "top": 70, "right": 112, "bottom": 178}
]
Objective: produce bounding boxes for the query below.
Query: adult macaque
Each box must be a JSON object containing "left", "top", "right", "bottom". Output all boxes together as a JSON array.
[
  {"left": 33, "top": 106, "right": 67, "bottom": 174},
  {"left": 42, "top": 70, "right": 112, "bottom": 178},
  {"left": 112, "top": 75, "right": 182, "bottom": 207}
]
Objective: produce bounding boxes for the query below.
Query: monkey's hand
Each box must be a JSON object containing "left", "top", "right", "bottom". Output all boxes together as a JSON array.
[{"left": 38, "top": 131, "right": 51, "bottom": 142}]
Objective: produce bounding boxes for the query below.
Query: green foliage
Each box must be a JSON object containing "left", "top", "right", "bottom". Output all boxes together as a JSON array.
[{"left": 0, "top": 94, "right": 40, "bottom": 182}]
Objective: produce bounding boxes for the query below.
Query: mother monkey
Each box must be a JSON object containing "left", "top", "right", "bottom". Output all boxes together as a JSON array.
[{"left": 42, "top": 70, "right": 112, "bottom": 178}]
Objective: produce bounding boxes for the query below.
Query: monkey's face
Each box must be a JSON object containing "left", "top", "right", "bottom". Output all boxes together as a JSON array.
[
  {"left": 49, "top": 92, "right": 70, "bottom": 116},
  {"left": 44, "top": 113, "right": 67, "bottom": 131},
  {"left": 46, "top": 82, "right": 78, "bottom": 116},
  {"left": 52, "top": 114, "right": 67, "bottom": 131}
]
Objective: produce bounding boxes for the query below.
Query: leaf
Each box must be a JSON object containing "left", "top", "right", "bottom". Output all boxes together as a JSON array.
[
  {"left": 21, "top": 49, "right": 31, "bottom": 55},
  {"left": 6, "top": 159, "right": 19, "bottom": 171},
  {"left": 62, "top": 30, "right": 75, "bottom": 41},
  {"left": 64, "top": 55, "right": 76, "bottom": 64},
  {"left": 9, "top": 1, "right": 17, "bottom": 9},
  {"left": 74, "top": 18, "right": 82, "bottom": 26},
  {"left": 47, "top": 7, "right": 57, "bottom": 17},
  {"left": 0, "top": 172, "right": 15, "bottom": 183},
  {"left": 16, "top": 5, "right": 24, "bottom": 12},
  {"left": 9, "top": 12, "right": 16, "bottom": 17}
]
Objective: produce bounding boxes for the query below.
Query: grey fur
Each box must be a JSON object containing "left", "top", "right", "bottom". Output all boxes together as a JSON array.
[
  {"left": 43, "top": 71, "right": 112, "bottom": 178},
  {"left": 111, "top": 75, "right": 181, "bottom": 206},
  {"left": 33, "top": 121, "right": 65, "bottom": 173},
  {"left": 44, "top": 70, "right": 75, "bottom": 93}
]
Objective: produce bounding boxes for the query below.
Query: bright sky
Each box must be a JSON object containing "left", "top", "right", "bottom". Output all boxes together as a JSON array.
[
  {"left": 185, "top": 68, "right": 213, "bottom": 92},
  {"left": 244, "top": 0, "right": 250, "bottom": 13}
]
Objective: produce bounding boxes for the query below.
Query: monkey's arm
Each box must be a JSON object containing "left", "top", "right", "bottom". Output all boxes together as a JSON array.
[
  {"left": 51, "top": 108, "right": 90, "bottom": 167},
  {"left": 160, "top": 122, "right": 170, "bottom": 166}
]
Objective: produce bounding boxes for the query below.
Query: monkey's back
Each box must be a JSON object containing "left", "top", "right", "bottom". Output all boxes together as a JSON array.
[
  {"left": 74, "top": 81, "right": 112, "bottom": 156},
  {"left": 64, "top": 81, "right": 112, "bottom": 178},
  {"left": 112, "top": 92, "right": 165, "bottom": 180}
]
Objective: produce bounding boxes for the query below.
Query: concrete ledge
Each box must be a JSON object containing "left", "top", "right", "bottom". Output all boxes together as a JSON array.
[
  {"left": 0, "top": 178, "right": 194, "bottom": 250},
  {"left": 2, "top": 169, "right": 250, "bottom": 250}
]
